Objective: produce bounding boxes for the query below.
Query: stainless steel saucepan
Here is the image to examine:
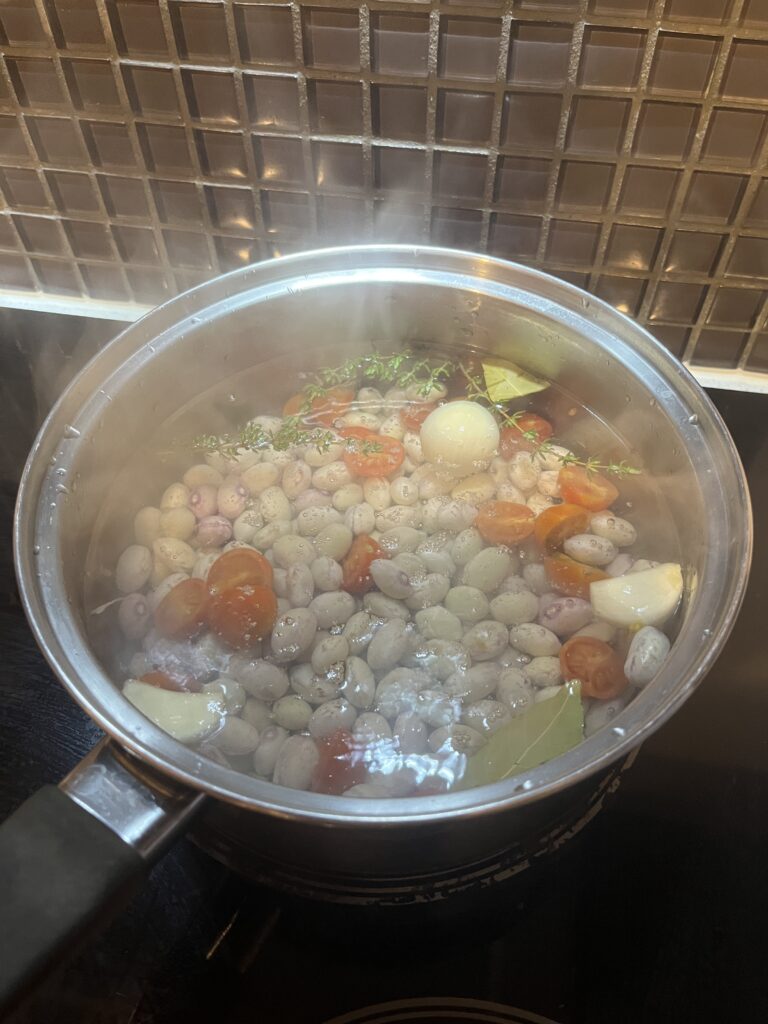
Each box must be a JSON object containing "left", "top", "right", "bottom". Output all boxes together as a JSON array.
[{"left": 1, "top": 246, "right": 751, "bottom": 1013}]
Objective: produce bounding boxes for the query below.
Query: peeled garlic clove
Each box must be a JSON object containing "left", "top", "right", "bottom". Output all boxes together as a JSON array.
[
  {"left": 123, "top": 680, "right": 225, "bottom": 744},
  {"left": 590, "top": 563, "right": 683, "bottom": 628}
]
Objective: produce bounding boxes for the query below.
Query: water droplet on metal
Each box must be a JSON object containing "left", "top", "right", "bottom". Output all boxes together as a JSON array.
[
  {"left": 522, "top": 779, "right": 533, "bottom": 791},
  {"left": 55, "top": 483, "right": 69, "bottom": 495},
  {"left": 32, "top": 545, "right": 40, "bottom": 556},
  {"left": 688, "top": 413, "right": 699, "bottom": 425},
  {"left": 63, "top": 425, "right": 81, "bottom": 439},
  {"left": 228, "top": 393, "right": 236, "bottom": 402},
  {"left": 612, "top": 726, "right": 626, "bottom": 737},
  {"left": 702, "top": 628, "right": 712, "bottom": 638}
]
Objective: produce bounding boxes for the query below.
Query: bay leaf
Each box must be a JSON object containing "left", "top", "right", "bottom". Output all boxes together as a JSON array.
[
  {"left": 461, "top": 682, "right": 583, "bottom": 789},
  {"left": 482, "top": 360, "right": 548, "bottom": 402}
]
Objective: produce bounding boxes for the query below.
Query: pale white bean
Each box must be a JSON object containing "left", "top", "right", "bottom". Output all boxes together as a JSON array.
[
  {"left": 210, "top": 716, "right": 260, "bottom": 755},
  {"left": 344, "top": 502, "right": 376, "bottom": 536},
  {"left": 391, "top": 552, "right": 425, "bottom": 576},
  {"left": 217, "top": 481, "right": 248, "bottom": 520},
  {"left": 232, "top": 508, "right": 264, "bottom": 543},
  {"left": 378, "top": 413, "right": 405, "bottom": 440},
  {"left": 311, "top": 634, "right": 350, "bottom": 674},
  {"left": 297, "top": 506, "right": 342, "bottom": 537},
  {"left": 534, "top": 685, "right": 564, "bottom": 703},
  {"left": 462, "top": 699, "right": 512, "bottom": 735},
  {"left": 496, "top": 574, "right": 530, "bottom": 595},
  {"left": 508, "top": 451, "right": 540, "bottom": 492},
  {"left": 286, "top": 563, "right": 314, "bottom": 607},
  {"left": 463, "top": 620, "right": 509, "bottom": 661},
  {"left": 420, "top": 496, "right": 449, "bottom": 532},
  {"left": 343, "top": 611, "right": 376, "bottom": 654},
  {"left": 242, "top": 462, "right": 280, "bottom": 496},
  {"left": 241, "top": 698, "right": 273, "bottom": 733},
  {"left": 294, "top": 488, "right": 332, "bottom": 511},
  {"left": 160, "top": 482, "right": 190, "bottom": 510},
  {"left": 356, "top": 386, "right": 384, "bottom": 413},
  {"left": 415, "top": 467, "right": 456, "bottom": 500},
  {"left": 159, "top": 505, "right": 197, "bottom": 541},
  {"left": 378, "top": 526, "right": 426, "bottom": 556},
  {"left": 342, "top": 411, "right": 381, "bottom": 430},
  {"left": 509, "top": 623, "right": 561, "bottom": 657},
  {"left": 443, "top": 663, "right": 500, "bottom": 702},
  {"left": 584, "top": 692, "right": 631, "bottom": 737},
  {"left": 624, "top": 626, "right": 670, "bottom": 687},
  {"left": 370, "top": 558, "right": 413, "bottom": 599},
  {"left": 405, "top": 572, "right": 450, "bottom": 611},
  {"left": 304, "top": 441, "right": 344, "bottom": 468},
  {"left": 183, "top": 464, "right": 223, "bottom": 489},
  {"left": 390, "top": 476, "right": 419, "bottom": 505},
  {"left": 606, "top": 553, "right": 634, "bottom": 577},
  {"left": 462, "top": 547, "right": 512, "bottom": 593},
  {"left": 393, "top": 712, "right": 427, "bottom": 754},
  {"left": 403, "top": 431, "right": 424, "bottom": 465},
  {"left": 437, "top": 500, "right": 477, "bottom": 533},
  {"left": 563, "top": 533, "right": 617, "bottom": 567},
  {"left": 525, "top": 656, "right": 563, "bottom": 689},
  {"left": 276, "top": 597, "right": 291, "bottom": 615},
  {"left": 416, "top": 546, "right": 456, "bottom": 576},
  {"left": 496, "top": 668, "right": 534, "bottom": 715},
  {"left": 134, "top": 506, "right": 162, "bottom": 547},
  {"left": 496, "top": 481, "right": 527, "bottom": 504},
  {"left": 116, "top": 544, "right": 152, "bottom": 594},
  {"left": 332, "top": 483, "right": 364, "bottom": 512},
  {"left": 538, "top": 595, "right": 593, "bottom": 636},
  {"left": 259, "top": 485, "right": 291, "bottom": 523},
  {"left": 451, "top": 473, "right": 495, "bottom": 505},
  {"left": 526, "top": 494, "right": 554, "bottom": 517},
  {"left": 314, "top": 522, "right": 354, "bottom": 560},
  {"left": 405, "top": 381, "right": 447, "bottom": 402},
  {"left": 364, "top": 590, "right": 410, "bottom": 622},
  {"left": 230, "top": 657, "right": 290, "bottom": 700},
  {"left": 535, "top": 444, "right": 572, "bottom": 472},
  {"left": 489, "top": 590, "right": 539, "bottom": 626},
  {"left": 416, "top": 640, "right": 469, "bottom": 680},
  {"left": 573, "top": 620, "right": 617, "bottom": 643},
  {"left": 340, "top": 656, "right": 376, "bottom": 709},
  {"left": 311, "top": 555, "right": 343, "bottom": 592},
  {"left": 270, "top": 608, "right": 318, "bottom": 661},
  {"left": 537, "top": 470, "right": 561, "bottom": 498},
  {"left": 118, "top": 593, "right": 151, "bottom": 640},
  {"left": 367, "top": 618, "right": 412, "bottom": 671},
  {"left": 428, "top": 724, "right": 485, "bottom": 755},
  {"left": 290, "top": 663, "right": 340, "bottom": 705},
  {"left": 273, "top": 735, "right": 319, "bottom": 790},
  {"left": 152, "top": 537, "right": 196, "bottom": 575},
  {"left": 251, "top": 520, "right": 291, "bottom": 550},
  {"left": 353, "top": 711, "right": 392, "bottom": 742},
  {"left": 281, "top": 460, "right": 312, "bottom": 499},
  {"left": 309, "top": 590, "right": 356, "bottom": 629},
  {"left": 272, "top": 694, "right": 313, "bottom": 731},
  {"left": 590, "top": 510, "right": 637, "bottom": 547},
  {"left": 444, "top": 585, "right": 490, "bottom": 624},
  {"left": 308, "top": 698, "right": 357, "bottom": 740},
  {"left": 522, "top": 562, "right": 549, "bottom": 596},
  {"left": 363, "top": 477, "right": 391, "bottom": 511},
  {"left": 450, "top": 527, "right": 484, "bottom": 567},
  {"left": 147, "top": 571, "right": 189, "bottom": 612},
  {"left": 313, "top": 460, "right": 353, "bottom": 493},
  {"left": 202, "top": 676, "right": 246, "bottom": 714},
  {"left": 273, "top": 534, "right": 315, "bottom": 568},
  {"left": 375, "top": 505, "right": 419, "bottom": 532},
  {"left": 375, "top": 676, "right": 421, "bottom": 719},
  {"left": 415, "top": 605, "right": 463, "bottom": 641},
  {"left": 628, "top": 558, "right": 659, "bottom": 573},
  {"left": 414, "top": 688, "right": 461, "bottom": 728}
]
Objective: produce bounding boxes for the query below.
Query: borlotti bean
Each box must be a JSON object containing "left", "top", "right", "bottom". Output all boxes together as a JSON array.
[{"left": 114, "top": 364, "right": 680, "bottom": 796}]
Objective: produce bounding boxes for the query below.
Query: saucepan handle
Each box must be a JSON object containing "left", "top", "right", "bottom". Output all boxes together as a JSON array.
[{"left": 0, "top": 738, "right": 203, "bottom": 1017}]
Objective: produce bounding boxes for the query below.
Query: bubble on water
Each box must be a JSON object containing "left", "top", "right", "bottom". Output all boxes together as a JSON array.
[{"left": 63, "top": 425, "right": 81, "bottom": 439}]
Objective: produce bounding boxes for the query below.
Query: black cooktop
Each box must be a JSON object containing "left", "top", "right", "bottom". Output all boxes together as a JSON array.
[{"left": 1, "top": 315, "right": 767, "bottom": 1024}]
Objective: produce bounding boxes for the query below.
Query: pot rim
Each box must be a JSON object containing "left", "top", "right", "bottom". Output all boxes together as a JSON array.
[{"left": 14, "top": 244, "right": 753, "bottom": 826}]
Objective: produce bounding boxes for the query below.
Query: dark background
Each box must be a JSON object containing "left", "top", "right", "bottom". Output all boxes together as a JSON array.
[{"left": 1, "top": 311, "right": 766, "bottom": 1024}]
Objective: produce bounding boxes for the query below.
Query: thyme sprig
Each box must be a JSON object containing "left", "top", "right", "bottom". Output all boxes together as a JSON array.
[
  {"left": 192, "top": 416, "right": 382, "bottom": 460},
  {"left": 303, "top": 349, "right": 454, "bottom": 401}
]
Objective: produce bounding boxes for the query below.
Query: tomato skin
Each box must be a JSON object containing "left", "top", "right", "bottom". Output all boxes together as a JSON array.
[
  {"left": 207, "top": 583, "right": 277, "bottom": 649},
  {"left": 337, "top": 426, "right": 374, "bottom": 441},
  {"left": 140, "top": 671, "right": 185, "bottom": 692},
  {"left": 154, "top": 578, "right": 209, "bottom": 640},
  {"left": 312, "top": 730, "right": 367, "bottom": 795},
  {"left": 558, "top": 465, "right": 618, "bottom": 512},
  {"left": 342, "top": 434, "right": 405, "bottom": 478},
  {"left": 283, "top": 386, "right": 355, "bottom": 427},
  {"left": 476, "top": 501, "right": 535, "bottom": 546},
  {"left": 342, "top": 534, "right": 386, "bottom": 595},
  {"left": 534, "top": 503, "right": 591, "bottom": 552},
  {"left": 500, "top": 413, "right": 553, "bottom": 459},
  {"left": 206, "top": 548, "right": 273, "bottom": 595},
  {"left": 544, "top": 553, "right": 609, "bottom": 599},
  {"left": 560, "top": 636, "right": 628, "bottom": 700},
  {"left": 399, "top": 402, "right": 437, "bottom": 432}
]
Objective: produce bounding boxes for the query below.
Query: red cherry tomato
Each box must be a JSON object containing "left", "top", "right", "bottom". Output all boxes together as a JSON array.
[
  {"left": 341, "top": 534, "right": 386, "bottom": 595},
  {"left": 534, "top": 503, "right": 591, "bottom": 553},
  {"left": 312, "top": 729, "right": 368, "bottom": 795},
  {"left": 282, "top": 386, "right": 355, "bottom": 427},
  {"left": 206, "top": 548, "right": 273, "bottom": 595},
  {"left": 337, "top": 426, "right": 375, "bottom": 440},
  {"left": 500, "top": 413, "right": 554, "bottom": 459},
  {"left": 207, "top": 583, "right": 278, "bottom": 649},
  {"left": 342, "top": 434, "right": 404, "bottom": 478},
  {"left": 399, "top": 402, "right": 436, "bottom": 432},
  {"left": 558, "top": 465, "right": 618, "bottom": 512},
  {"left": 475, "top": 501, "right": 535, "bottom": 546},
  {"left": 544, "top": 553, "right": 609, "bottom": 599},
  {"left": 560, "top": 636, "right": 628, "bottom": 700},
  {"left": 154, "top": 578, "right": 209, "bottom": 640}
]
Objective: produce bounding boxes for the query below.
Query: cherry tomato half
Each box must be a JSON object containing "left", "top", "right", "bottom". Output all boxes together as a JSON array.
[
  {"left": 534, "top": 503, "right": 591, "bottom": 553},
  {"left": 206, "top": 548, "right": 273, "bottom": 595},
  {"left": 342, "top": 433, "right": 404, "bottom": 478},
  {"left": 399, "top": 402, "right": 436, "bottom": 433},
  {"left": 282, "top": 386, "right": 355, "bottom": 427},
  {"left": 312, "top": 729, "right": 367, "bottom": 795},
  {"left": 154, "top": 577, "right": 209, "bottom": 640},
  {"left": 558, "top": 465, "right": 618, "bottom": 512},
  {"left": 500, "top": 413, "right": 554, "bottom": 459},
  {"left": 476, "top": 501, "right": 535, "bottom": 546},
  {"left": 337, "top": 426, "right": 374, "bottom": 441},
  {"left": 207, "top": 583, "right": 278, "bottom": 650},
  {"left": 342, "top": 534, "right": 386, "bottom": 595},
  {"left": 560, "top": 636, "right": 628, "bottom": 700},
  {"left": 544, "top": 553, "right": 609, "bottom": 600}
]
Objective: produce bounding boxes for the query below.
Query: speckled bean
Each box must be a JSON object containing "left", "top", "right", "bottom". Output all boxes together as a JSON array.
[
  {"left": 437, "top": 500, "right": 477, "bottom": 533},
  {"left": 573, "top": 620, "right": 617, "bottom": 643},
  {"left": 361, "top": 477, "right": 390, "bottom": 512},
  {"left": 606, "top": 553, "right": 634, "bottom": 577},
  {"left": 414, "top": 688, "right": 461, "bottom": 728},
  {"left": 444, "top": 585, "right": 490, "bottom": 624},
  {"left": 415, "top": 605, "right": 463, "bottom": 641},
  {"left": 273, "top": 534, "right": 316, "bottom": 568},
  {"left": 415, "top": 468, "right": 456, "bottom": 501},
  {"left": 378, "top": 526, "right": 426, "bottom": 556},
  {"left": 428, "top": 724, "right": 485, "bottom": 755},
  {"left": 403, "top": 431, "right": 425, "bottom": 465},
  {"left": 152, "top": 537, "right": 196, "bottom": 576},
  {"left": 390, "top": 476, "right": 419, "bottom": 505},
  {"left": 332, "top": 483, "right": 364, "bottom": 512},
  {"left": 538, "top": 595, "right": 593, "bottom": 636},
  {"left": 489, "top": 590, "right": 539, "bottom": 626},
  {"left": 281, "top": 460, "right": 312, "bottom": 499},
  {"left": 308, "top": 590, "right": 356, "bottom": 629},
  {"left": 272, "top": 694, "right": 313, "bottom": 731},
  {"left": 496, "top": 481, "right": 527, "bottom": 504},
  {"left": 294, "top": 488, "right": 333, "bottom": 511},
  {"left": 230, "top": 657, "right": 290, "bottom": 700},
  {"left": 462, "top": 620, "right": 509, "bottom": 661},
  {"left": 538, "top": 470, "right": 561, "bottom": 498},
  {"left": 285, "top": 563, "right": 314, "bottom": 607},
  {"left": 462, "top": 699, "right": 512, "bottom": 735},
  {"left": 416, "top": 640, "right": 469, "bottom": 680},
  {"left": 496, "top": 668, "right": 534, "bottom": 716},
  {"left": 270, "top": 608, "right": 318, "bottom": 662},
  {"left": 160, "top": 482, "right": 190, "bottom": 510},
  {"left": 217, "top": 481, "right": 248, "bottom": 520},
  {"left": 308, "top": 698, "right": 357, "bottom": 740},
  {"left": 624, "top": 626, "right": 670, "bottom": 687},
  {"left": 297, "top": 506, "right": 342, "bottom": 537},
  {"left": 241, "top": 698, "right": 272, "bottom": 732},
  {"left": 242, "top": 462, "right": 280, "bottom": 496},
  {"left": 525, "top": 656, "right": 563, "bottom": 689},
  {"left": 310, "top": 555, "right": 342, "bottom": 592},
  {"left": 313, "top": 460, "right": 353, "bottom": 493},
  {"left": 508, "top": 452, "right": 540, "bottom": 492},
  {"left": 259, "top": 485, "right": 291, "bottom": 523},
  {"left": 563, "top": 533, "right": 617, "bottom": 567},
  {"left": 405, "top": 572, "right": 450, "bottom": 611},
  {"left": 462, "top": 547, "right": 512, "bottom": 593},
  {"left": 344, "top": 503, "right": 376, "bottom": 536},
  {"left": 590, "top": 510, "right": 637, "bottom": 547},
  {"left": 367, "top": 618, "right": 412, "bottom": 671},
  {"left": 393, "top": 712, "right": 427, "bottom": 754},
  {"left": 290, "top": 663, "right": 340, "bottom": 705},
  {"left": 527, "top": 494, "right": 554, "bottom": 517},
  {"left": 253, "top": 726, "right": 290, "bottom": 777},
  {"left": 251, "top": 520, "right": 291, "bottom": 550},
  {"left": 210, "top": 716, "right": 260, "bottom": 755},
  {"left": 340, "top": 656, "right": 376, "bottom": 709},
  {"left": 116, "top": 544, "right": 153, "bottom": 593},
  {"left": 450, "top": 527, "right": 484, "bottom": 567},
  {"left": 202, "top": 676, "right": 245, "bottom": 714},
  {"left": 509, "top": 623, "right": 561, "bottom": 657},
  {"left": 451, "top": 473, "right": 495, "bottom": 505},
  {"left": 311, "top": 634, "right": 349, "bottom": 674},
  {"left": 314, "top": 522, "right": 354, "bottom": 560},
  {"left": 232, "top": 508, "right": 264, "bottom": 543},
  {"left": 369, "top": 558, "right": 413, "bottom": 599},
  {"left": 343, "top": 611, "right": 376, "bottom": 654},
  {"left": 353, "top": 711, "right": 392, "bottom": 742},
  {"left": 304, "top": 442, "right": 344, "bottom": 468},
  {"left": 342, "top": 411, "right": 381, "bottom": 431}
]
